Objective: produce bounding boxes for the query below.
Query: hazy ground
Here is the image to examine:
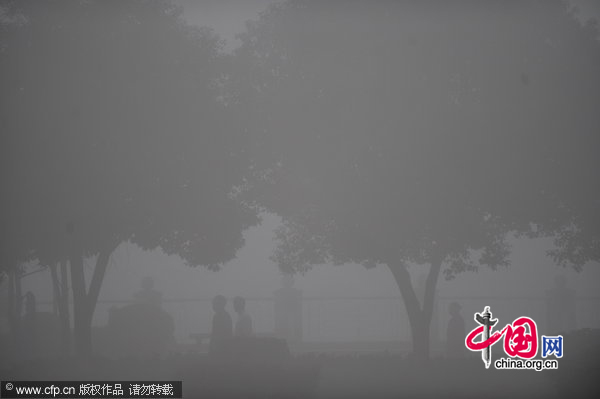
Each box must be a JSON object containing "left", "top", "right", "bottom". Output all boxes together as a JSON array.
[{"left": 4, "top": 349, "right": 598, "bottom": 399}]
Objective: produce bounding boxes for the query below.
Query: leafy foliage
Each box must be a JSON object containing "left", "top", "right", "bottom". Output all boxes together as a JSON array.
[
  {"left": 234, "top": 0, "right": 600, "bottom": 276},
  {"left": 0, "top": 0, "right": 259, "bottom": 269}
]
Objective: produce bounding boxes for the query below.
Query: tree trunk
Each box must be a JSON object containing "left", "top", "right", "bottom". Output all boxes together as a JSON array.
[
  {"left": 15, "top": 266, "right": 23, "bottom": 318},
  {"left": 410, "top": 314, "right": 430, "bottom": 361},
  {"left": 49, "top": 263, "right": 60, "bottom": 316},
  {"left": 388, "top": 255, "right": 444, "bottom": 360},
  {"left": 59, "top": 260, "right": 72, "bottom": 355},
  {"left": 7, "top": 268, "right": 15, "bottom": 329},
  {"left": 70, "top": 247, "right": 91, "bottom": 357},
  {"left": 388, "top": 263, "right": 428, "bottom": 359},
  {"left": 421, "top": 256, "right": 443, "bottom": 347},
  {"left": 7, "top": 268, "right": 18, "bottom": 358},
  {"left": 69, "top": 239, "right": 117, "bottom": 358},
  {"left": 87, "top": 245, "right": 115, "bottom": 317},
  {"left": 6, "top": 266, "right": 25, "bottom": 357},
  {"left": 50, "top": 261, "right": 72, "bottom": 355}
]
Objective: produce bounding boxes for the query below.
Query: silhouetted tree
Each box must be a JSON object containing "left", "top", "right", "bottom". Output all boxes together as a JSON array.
[
  {"left": 1, "top": 0, "right": 258, "bottom": 357},
  {"left": 233, "top": 0, "right": 600, "bottom": 359}
]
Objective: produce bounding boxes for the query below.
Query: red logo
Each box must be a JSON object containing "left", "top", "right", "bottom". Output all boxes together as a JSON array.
[{"left": 465, "top": 306, "right": 538, "bottom": 368}]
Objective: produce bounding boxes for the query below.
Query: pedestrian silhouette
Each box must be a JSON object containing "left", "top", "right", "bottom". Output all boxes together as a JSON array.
[
  {"left": 446, "top": 302, "right": 466, "bottom": 359},
  {"left": 24, "top": 291, "right": 36, "bottom": 316},
  {"left": 210, "top": 295, "right": 233, "bottom": 357},
  {"left": 233, "top": 296, "right": 254, "bottom": 337},
  {"left": 546, "top": 275, "right": 576, "bottom": 335},
  {"left": 15, "top": 291, "right": 40, "bottom": 359},
  {"left": 133, "top": 276, "right": 163, "bottom": 307},
  {"left": 273, "top": 275, "right": 302, "bottom": 344}
]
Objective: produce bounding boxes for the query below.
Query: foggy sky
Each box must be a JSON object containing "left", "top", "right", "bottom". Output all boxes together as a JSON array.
[
  {"left": 10, "top": 0, "right": 600, "bottom": 326},
  {"left": 2, "top": 3, "right": 600, "bottom": 397}
]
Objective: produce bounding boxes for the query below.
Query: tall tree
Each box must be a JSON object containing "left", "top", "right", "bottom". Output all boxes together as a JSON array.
[
  {"left": 1, "top": 0, "right": 258, "bottom": 357},
  {"left": 233, "top": 0, "right": 600, "bottom": 359}
]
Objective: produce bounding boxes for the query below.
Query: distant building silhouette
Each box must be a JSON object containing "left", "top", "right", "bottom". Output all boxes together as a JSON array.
[
  {"left": 99, "top": 275, "right": 173, "bottom": 357},
  {"left": 233, "top": 296, "right": 254, "bottom": 337},
  {"left": 210, "top": 295, "right": 233, "bottom": 357},
  {"left": 133, "top": 276, "right": 163, "bottom": 307},
  {"left": 446, "top": 302, "right": 466, "bottom": 359},
  {"left": 273, "top": 275, "right": 302, "bottom": 344},
  {"left": 546, "top": 275, "right": 577, "bottom": 335}
]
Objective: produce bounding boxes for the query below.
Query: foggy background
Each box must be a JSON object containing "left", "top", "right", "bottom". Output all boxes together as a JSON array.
[
  {"left": 5, "top": 0, "right": 599, "bottom": 345},
  {"left": 10, "top": 215, "right": 600, "bottom": 344},
  {"left": 2, "top": 1, "right": 600, "bottom": 398}
]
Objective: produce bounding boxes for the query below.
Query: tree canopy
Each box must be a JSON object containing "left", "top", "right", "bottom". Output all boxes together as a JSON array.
[
  {"left": 1, "top": 0, "right": 258, "bottom": 269},
  {"left": 233, "top": 0, "right": 600, "bottom": 357},
  {"left": 0, "top": 0, "right": 259, "bottom": 355}
]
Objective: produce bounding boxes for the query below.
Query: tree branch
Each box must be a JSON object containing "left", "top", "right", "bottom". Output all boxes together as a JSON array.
[
  {"left": 422, "top": 254, "right": 444, "bottom": 323},
  {"left": 86, "top": 240, "right": 119, "bottom": 318},
  {"left": 387, "top": 262, "right": 421, "bottom": 320}
]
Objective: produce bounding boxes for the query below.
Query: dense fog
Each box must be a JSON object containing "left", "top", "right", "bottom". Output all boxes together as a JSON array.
[{"left": 1, "top": 1, "right": 599, "bottom": 398}]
